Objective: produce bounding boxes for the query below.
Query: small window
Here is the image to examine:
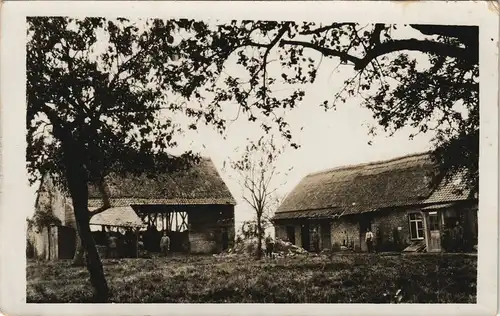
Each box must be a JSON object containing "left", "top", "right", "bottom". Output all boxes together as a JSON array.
[{"left": 408, "top": 212, "right": 424, "bottom": 240}]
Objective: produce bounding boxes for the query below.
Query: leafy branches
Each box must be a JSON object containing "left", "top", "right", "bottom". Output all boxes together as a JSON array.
[{"left": 172, "top": 21, "right": 479, "bottom": 195}]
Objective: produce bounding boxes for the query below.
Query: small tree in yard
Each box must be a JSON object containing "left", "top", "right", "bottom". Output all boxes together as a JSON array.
[{"left": 230, "top": 136, "right": 286, "bottom": 259}]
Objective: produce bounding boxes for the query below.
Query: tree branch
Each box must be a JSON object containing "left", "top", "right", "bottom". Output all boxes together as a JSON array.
[
  {"left": 299, "top": 23, "right": 356, "bottom": 35},
  {"left": 280, "top": 38, "right": 475, "bottom": 71},
  {"left": 280, "top": 39, "right": 361, "bottom": 65},
  {"left": 88, "top": 179, "right": 111, "bottom": 218},
  {"left": 356, "top": 39, "right": 475, "bottom": 70},
  {"left": 410, "top": 24, "right": 478, "bottom": 44},
  {"left": 370, "top": 24, "right": 385, "bottom": 48}
]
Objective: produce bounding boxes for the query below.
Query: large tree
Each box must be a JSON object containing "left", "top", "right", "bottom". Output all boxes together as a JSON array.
[
  {"left": 166, "top": 21, "right": 479, "bottom": 193},
  {"left": 26, "top": 17, "right": 228, "bottom": 301}
]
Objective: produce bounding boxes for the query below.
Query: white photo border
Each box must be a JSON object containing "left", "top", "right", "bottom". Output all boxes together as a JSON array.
[{"left": 0, "top": 1, "right": 498, "bottom": 315}]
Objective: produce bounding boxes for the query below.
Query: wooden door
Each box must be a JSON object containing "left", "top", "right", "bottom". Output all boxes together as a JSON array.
[{"left": 427, "top": 212, "right": 441, "bottom": 252}]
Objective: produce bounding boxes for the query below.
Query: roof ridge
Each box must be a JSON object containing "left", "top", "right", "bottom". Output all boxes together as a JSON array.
[{"left": 306, "top": 151, "right": 432, "bottom": 177}]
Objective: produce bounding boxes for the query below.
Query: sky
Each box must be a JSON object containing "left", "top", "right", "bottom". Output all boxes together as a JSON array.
[{"left": 26, "top": 20, "right": 438, "bottom": 234}]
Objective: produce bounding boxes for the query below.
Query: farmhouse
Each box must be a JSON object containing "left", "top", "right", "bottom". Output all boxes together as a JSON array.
[
  {"left": 27, "top": 157, "right": 237, "bottom": 260},
  {"left": 273, "top": 152, "right": 478, "bottom": 253}
]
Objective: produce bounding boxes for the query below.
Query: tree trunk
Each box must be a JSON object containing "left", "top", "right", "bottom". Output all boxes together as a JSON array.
[
  {"left": 256, "top": 214, "right": 263, "bottom": 259},
  {"left": 71, "top": 230, "right": 85, "bottom": 266},
  {"left": 71, "top": 196, "right": 109, "bottom": 302},
  {"left": 61, "top": 142, "right": 109, "bottom": 302}
]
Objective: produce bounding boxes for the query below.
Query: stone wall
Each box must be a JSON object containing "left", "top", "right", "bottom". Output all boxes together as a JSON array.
[
  {"left": 330, "top": 217, "right": 361, "bottom": 251},
  {"left": 370, "top": 209, "right": 414, "bottom": 251},
  {"left": 274, "top": 202, "right": 478, "bottom": 253}
]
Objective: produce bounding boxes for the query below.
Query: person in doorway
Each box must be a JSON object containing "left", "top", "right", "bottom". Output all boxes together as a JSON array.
[
  {"left": 365, "top": 228, "right": 374, "bottom": 253},
  {"left": 107, "top": 232, "right": 119, "bottom": 259},
  {"left": 311, "top": 229, "right": 320, "bottom": 253},
  {"left": 160, "top": 231, "right": 171, "bottom": 257},
  {"left": 137, "top": 235, "right": 146, "bottom": 258}
]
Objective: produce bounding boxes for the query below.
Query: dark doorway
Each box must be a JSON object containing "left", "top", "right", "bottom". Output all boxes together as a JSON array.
[
  {"left": 221, "top": 228, "right": 229, "bottom": 251},
  {"left": 320, "top": 222, "right": 332, "bottom": 250},
  {"left": 58, "top": 226, "right": 76, "bottom": 259},
  {"left": 286, "top": 226, "right": 296, "bottom": 244},
  {"left": 359, "top": 215, "right": 373, "bottom": 252},
  {"left": 301, "top": 223, "right": 310, "bottom": 251}
]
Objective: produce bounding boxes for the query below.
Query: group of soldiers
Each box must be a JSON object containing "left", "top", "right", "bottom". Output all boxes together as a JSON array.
[
  {"left": 94, "top": 228, "right": 138, "bottom": 258},
  {"left": 97, "top": 226, "right": 172, "bottom": 258}
]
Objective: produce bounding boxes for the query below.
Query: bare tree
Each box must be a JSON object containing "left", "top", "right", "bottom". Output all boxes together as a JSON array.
[{"left": 229, "top": 136, "right": 287, "bottom": 259}]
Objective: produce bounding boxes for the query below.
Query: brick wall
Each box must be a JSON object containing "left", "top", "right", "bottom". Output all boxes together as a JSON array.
[
  {"left": 188, "top": 205, "right": 235, "bottom": 254},
  {"left": 371, "top": 209, "right": 413, "bottom": 251},
  {"left": 330, "top": 217, "right": 360, "bottom": 251}
]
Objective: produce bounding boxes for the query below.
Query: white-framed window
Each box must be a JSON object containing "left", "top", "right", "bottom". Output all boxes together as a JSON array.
[{"left": 408, "top": 212, "right": 424, "bottom": 240}]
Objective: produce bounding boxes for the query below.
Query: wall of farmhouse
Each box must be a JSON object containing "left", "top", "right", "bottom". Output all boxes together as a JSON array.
[
  {"left": 188, "top": 205, "right": 235, "bottom": 254},
  {"left": 275, "top": 225, "right": 287, "bottom": 241},
  {"left": 27, "top": 226, "right": 59, "bottom": 260},
  {"left": 28, "top": 175, "right": 76, "bottom": 260},
  {"left": 330, "top": 217, "right": 361, "bottom": 251},
  {"left": 371, "top": 209, "right": 414, "bottom": 251},
  {"left": 273, "top": 220, "right": 301, "bottom": 246}
]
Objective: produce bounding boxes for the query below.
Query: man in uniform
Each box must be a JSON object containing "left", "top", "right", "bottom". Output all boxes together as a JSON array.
[{"left": 160, "top": 231, "right": 171, "bottom": 257}]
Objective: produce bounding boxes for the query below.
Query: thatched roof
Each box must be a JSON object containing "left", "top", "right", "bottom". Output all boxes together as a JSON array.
[
  {"left": 89, "top": 206, "right": 145, "bottom": 228},
  {"left": 88, "top": 157, "right": 236, "bottom": 208},
  {"left": 275, "top": 152, "right": 472, "bottom": 220}
]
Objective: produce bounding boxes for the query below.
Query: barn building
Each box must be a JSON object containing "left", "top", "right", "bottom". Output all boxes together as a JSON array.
[
  {"left": 273, "top": 152, "right": 478, "bottom": 253},
  {"left": 27, "top": 157, "right": 237, "bottom": 260}
]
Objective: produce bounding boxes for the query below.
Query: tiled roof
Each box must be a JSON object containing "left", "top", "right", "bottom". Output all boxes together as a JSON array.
[
  {"left": 423, "top": 172, "right": 471, "bottom": 204},
  {"left": 88, "top": 197, "right": 236, "bottom": 208}
]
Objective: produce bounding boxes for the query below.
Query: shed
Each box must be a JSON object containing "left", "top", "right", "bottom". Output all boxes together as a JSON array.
[{"left": 27, "top": 157, "right": 237, "bottom": 260}]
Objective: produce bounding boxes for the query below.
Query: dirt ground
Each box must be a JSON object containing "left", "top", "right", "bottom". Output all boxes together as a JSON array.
[{"left": 26, "top": 252, "right": 477, "bottom": 303}]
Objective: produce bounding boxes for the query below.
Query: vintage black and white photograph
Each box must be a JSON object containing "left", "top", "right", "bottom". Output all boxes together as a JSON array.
[{"left": 0, "top": 1, "right": 498, "bottom": 314}]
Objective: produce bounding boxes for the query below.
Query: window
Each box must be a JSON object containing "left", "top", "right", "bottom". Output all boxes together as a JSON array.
[{"left": 409, "top": 213, "right": 424, "bottom": 240}]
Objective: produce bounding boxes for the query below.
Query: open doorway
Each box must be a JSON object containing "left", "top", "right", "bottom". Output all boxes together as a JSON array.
[
  {"left": 320, "top": 222, "right": 332, "bottom": 250},
  {"left": 359, "top": 215, "right": 373, "bottom": 252}
]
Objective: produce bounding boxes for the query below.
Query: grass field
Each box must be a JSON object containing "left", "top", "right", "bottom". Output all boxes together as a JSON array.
[{"left": 26, "top": 253, "right": 477, "bottom": 303}]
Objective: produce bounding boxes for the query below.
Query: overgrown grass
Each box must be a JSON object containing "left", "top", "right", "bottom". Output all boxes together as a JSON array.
[{"left": 26, "top": 253, "right": 477, "bottom": 303}]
